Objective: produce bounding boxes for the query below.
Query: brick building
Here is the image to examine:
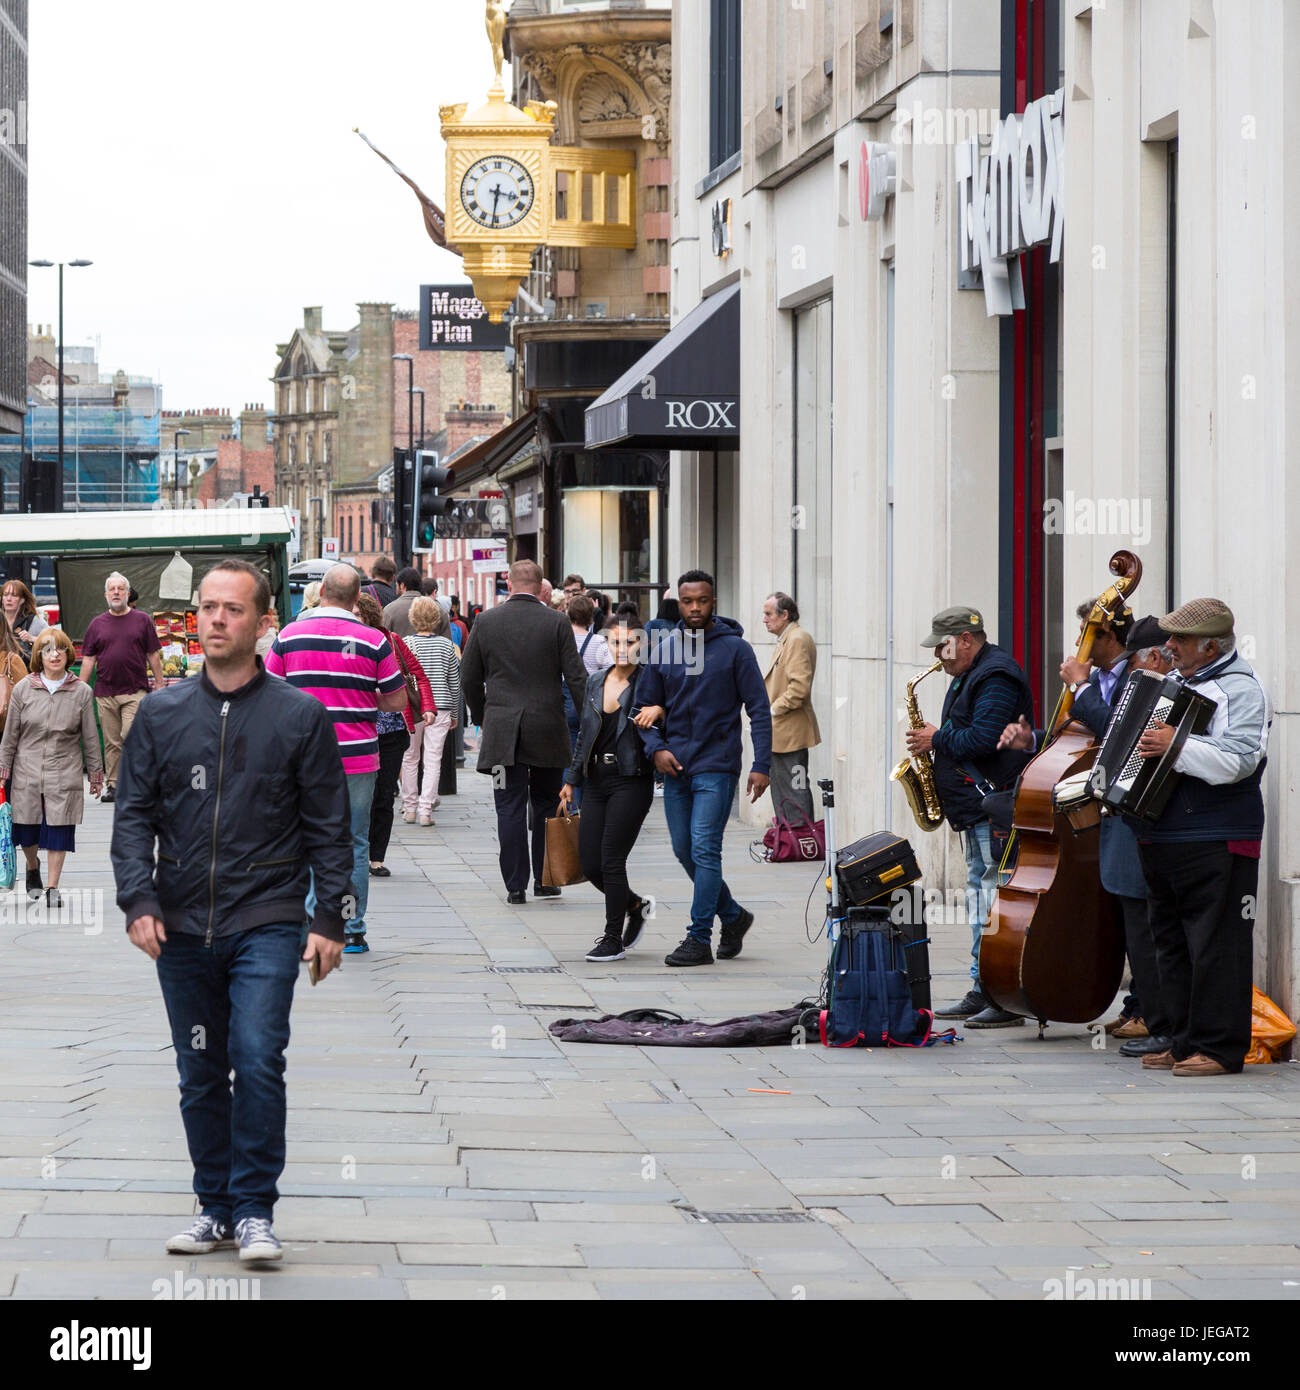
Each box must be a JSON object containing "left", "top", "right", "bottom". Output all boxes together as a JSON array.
[
  {"left": 191, "top": 405, "right": 274, "bottom": 508},
  {"left": 273, "top": 303, "right": 509, "bottom": 562}
]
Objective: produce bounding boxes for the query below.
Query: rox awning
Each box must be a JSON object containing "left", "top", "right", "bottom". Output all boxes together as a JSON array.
[{"left": 583, "top": 283, "right": 739, "bottom": 450}]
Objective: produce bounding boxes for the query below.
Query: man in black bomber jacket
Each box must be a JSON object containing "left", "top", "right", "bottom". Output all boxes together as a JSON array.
[{"left": 110, "top": 560, "right": 353, "bottom": 1266}]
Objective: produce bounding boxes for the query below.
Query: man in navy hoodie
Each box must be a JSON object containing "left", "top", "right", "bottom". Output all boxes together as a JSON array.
[{"left": 636, "top": 570, "right": 772, "bottom": 966}]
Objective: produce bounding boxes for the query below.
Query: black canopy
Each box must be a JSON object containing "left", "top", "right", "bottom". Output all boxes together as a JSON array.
[{"left": 584, "top": 283, "right": 739, "bottom": 450}]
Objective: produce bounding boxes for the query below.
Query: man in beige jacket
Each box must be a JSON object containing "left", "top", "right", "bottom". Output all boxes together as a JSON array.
[{"left": 762, "top": 592, "right": 820, "bottom": 823}]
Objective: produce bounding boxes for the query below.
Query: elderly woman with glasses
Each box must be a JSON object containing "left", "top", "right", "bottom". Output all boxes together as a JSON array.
[{"left": 0, "top": 628, "right": 103, "bottom": 908}]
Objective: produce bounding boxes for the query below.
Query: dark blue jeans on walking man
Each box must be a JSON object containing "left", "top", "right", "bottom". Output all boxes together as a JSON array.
[
  {"left": 662, "top": 771, "right": 745, "bottom": 943},
  {"left": 155, "top": 923, "right": 301, "bottom": 1225}
]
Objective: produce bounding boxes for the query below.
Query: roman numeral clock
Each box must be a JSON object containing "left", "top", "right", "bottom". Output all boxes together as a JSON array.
[{"left": 440, "top": 20, "right": 636, "bottom": 323}]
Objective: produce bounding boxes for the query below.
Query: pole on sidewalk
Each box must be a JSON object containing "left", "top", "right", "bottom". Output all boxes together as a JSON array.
[{"left": 438, "top": 725, "right": 457, "bottom": 797}]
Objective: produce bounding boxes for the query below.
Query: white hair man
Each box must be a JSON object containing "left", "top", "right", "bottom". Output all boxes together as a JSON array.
[
  {"left": 78, "top": 572, "right": 167, "bottom": 803},
  {"left": 1133, "top": 598, "right": 1272, "bottom": 1078}
]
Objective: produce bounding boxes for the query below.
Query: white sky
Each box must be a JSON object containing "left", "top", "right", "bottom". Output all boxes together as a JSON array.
[{"left": 26, "top": 0, "right": 493, "bottom": 412}]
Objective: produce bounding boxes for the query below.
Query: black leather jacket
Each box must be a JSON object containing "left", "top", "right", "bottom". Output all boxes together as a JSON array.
[
  {"left": 110, "top": 662, "right": 354, "bottom": 942},
  {"left": 564, "top": 666, "right": 653, "bottom": 785}
]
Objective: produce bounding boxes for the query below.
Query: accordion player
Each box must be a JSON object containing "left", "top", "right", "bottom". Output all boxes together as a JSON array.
[{"left": 1087, "top": 670, "right": 1216, "bottom": 820}]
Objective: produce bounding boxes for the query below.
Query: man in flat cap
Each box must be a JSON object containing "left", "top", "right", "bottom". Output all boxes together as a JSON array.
[
  {"left": 906, "top": 606, "right": 1034, "bottom": 1027},
  {"left": 1132, "top": 598, "right": 1271, "bottom": 1077}
]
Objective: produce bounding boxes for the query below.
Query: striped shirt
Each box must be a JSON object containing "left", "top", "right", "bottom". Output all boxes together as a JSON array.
[
  {"left": 264, "top": 607, "right": 404, "bottom": 774},
  {"left": 406, "top": 632, "right": 461, "bottom": 715}
]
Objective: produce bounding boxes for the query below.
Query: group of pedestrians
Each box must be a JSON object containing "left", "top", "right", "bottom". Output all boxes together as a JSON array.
[
  {"left": 461, "top": 561, "right": 789, "bottom": 969},
  {"left": 0, "top": 552, "right": 805, "bottom": 1266}
]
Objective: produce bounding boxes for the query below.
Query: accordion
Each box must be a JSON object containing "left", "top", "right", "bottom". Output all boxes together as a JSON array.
[{"left": 1087, "top": 670, "right": 1216, "bottom": 821}]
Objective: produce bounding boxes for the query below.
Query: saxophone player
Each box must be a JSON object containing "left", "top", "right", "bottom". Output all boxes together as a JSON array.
[{"left": 905, "top": 607, "right": 1034, "bottom": 1027}]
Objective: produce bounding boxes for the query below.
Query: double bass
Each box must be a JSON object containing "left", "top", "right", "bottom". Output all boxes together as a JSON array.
[{"left": 979, "top": 551, "right": 1142, "bottom": 1032}]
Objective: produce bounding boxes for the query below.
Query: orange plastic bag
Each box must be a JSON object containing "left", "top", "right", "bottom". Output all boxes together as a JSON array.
[{"left": 1244, "top": 987, "right": 1296, "bottom": 1065}]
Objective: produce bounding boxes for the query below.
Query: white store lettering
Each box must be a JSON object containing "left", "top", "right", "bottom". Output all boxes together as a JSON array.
[
  {"left": 956, "top": 87, "right": 1064, "bottom": 316},
  {"left": 665, "top": 400, "right": 737, "bottom": 430}
]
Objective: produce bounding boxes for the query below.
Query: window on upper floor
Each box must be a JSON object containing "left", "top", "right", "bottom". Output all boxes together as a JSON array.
[{"left": 709, "top": 0, "right": 742, "bottom": 172}]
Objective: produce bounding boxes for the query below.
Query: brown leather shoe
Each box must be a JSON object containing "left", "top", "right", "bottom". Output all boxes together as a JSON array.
[
  {"left": 1172, "top": 1052, "right": 1230, "bottom": 1077},
  {"left": 1112, "top": 1017, "right": 1149, "bottom": 1040},
  {"left": 1141, "top": 1050, "right": 1176, "bottom": 1070}
]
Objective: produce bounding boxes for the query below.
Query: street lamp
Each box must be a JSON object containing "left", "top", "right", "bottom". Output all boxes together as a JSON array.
[
  {"left": 173, "top": 428, "right": 191, "bottom": 507},
  {"left": 413, "top": 387, "right": 426, "bottom": 451},
  {"left": 28, "top": 258, "right": 93, "bottom": 511}
]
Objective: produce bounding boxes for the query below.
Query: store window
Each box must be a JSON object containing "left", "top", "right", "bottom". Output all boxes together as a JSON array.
[
  {"left": 709, "top": 0, "right": 741, "bottom": 172},
  {"left": 562, "top": 487, "right": 658, "bottom": 611},
  {"left": 792, "top": 297, "right": 833, "bottom": 644}
]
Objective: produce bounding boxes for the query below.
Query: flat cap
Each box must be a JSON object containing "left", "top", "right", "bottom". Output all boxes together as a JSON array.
[
  {"left": 922, "top": 605, "right": 986, "bottom": 648},
  {"left": 1159, "top": 597, "right": 1235, "bottom": 638},
  {"left": 1125, "top": 614, "right": 1169, "bottom": 654}
]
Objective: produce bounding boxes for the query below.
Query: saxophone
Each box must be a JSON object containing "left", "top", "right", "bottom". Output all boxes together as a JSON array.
[{"left": 890, "top": 659, "right": 945, "bottom": 832}]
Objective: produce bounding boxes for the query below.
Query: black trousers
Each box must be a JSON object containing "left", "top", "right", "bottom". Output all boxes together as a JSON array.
[
  {"left": 1138, "top": 840, "right": 1256, "bottom": 1071},
  {"left": 494, "top": 762, "right": 564, "bottom": 893},
  {"left": 579, "top": 769, "right": 655, "bottom": 935},
  {"left": 369, "top": 729, "right": 410, "bottom": 862},
  {"left": 1116, "top": 893, "right": 1169, "bottom": 1037}
]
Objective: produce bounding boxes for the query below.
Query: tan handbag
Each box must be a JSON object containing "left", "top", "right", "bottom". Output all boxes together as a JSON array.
[{"left": 541, "top": 810, "right": 585, "bottom": 888}]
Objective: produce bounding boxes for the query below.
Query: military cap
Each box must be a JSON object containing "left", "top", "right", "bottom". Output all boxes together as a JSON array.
[
  {"left": 922, "top": 605, "right": 986, "bottom": 648},
  {"left": 1159, "top": 597, "right": 1235, "bottom": 638}
]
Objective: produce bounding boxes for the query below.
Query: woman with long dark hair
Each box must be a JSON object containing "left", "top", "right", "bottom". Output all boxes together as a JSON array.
[
  {"left": 2, "top": 579, "right": 47, "bottom": 663},
  {"left": 558, "top": 615, "right": 664, "bottom": 962}
]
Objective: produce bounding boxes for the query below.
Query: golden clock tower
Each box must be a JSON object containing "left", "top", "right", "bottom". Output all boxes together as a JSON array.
[{"left": 441, "top": 3, "right": 636, "bottom": 322}]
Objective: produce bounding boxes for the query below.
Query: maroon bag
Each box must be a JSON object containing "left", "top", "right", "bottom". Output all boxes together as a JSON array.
[{"left": 754, "top": 799, "right": 825, "bottom": 863}]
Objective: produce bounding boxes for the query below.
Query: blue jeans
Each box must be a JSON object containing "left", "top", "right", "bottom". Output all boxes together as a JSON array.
[
  {"left": 306, "top": 770, "right": 376, "bottom": 937},
  {"left": 155, "top": 924, "right": 301, "bottom": 1224},
  {"left": 963, "top": 820, "right": 1000, "bottom": 983},
  {"left": 662, "top": 771, "right": 743, "bottom": 943}
]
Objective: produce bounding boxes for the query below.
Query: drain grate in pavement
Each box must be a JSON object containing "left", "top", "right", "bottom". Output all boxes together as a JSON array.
[
  {"left": 489, "top": 965, "right": 566, "bottom": 974},
  {"left": 678, "top": 1208, "right": 815, "bottom": 1225}
]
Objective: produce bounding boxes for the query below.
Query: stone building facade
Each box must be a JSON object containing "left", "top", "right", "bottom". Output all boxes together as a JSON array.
[{"left": 272, "top": 303, "right": 510, "bottom": 562}]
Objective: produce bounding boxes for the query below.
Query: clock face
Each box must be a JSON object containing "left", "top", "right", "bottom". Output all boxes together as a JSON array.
[{"left": 460, "top": 156, "right": 536, "bottom": 230}]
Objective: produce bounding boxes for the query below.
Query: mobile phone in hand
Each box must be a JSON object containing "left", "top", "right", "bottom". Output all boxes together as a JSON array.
[{"left": 308, "top": 954, "right": 320, "bottom": 986}]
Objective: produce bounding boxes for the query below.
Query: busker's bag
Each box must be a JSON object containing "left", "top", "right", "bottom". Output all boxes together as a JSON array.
[
  {"left": 0, "top": 787, "right": 14, "bottom": 892},
  {"left": 835, "top": 831, "right": 921, "bottom": 906},
  {"left": 548, "top": 1005, "right": 817, "bottom": 1047},
  {"left": 752, "top": 798, "right": 825, "bottom": 863},
  {"left": 1244, "top": 987, "right": 1297, "bottom": 1064},
  {"left": 541, "top": 810, "right": 585, "bottom": 888},
  {"left": 820, "top": 917, "right": 955, "bottom": 1048}
]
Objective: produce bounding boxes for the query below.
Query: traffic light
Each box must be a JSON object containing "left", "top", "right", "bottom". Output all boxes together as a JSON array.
[{"left": 410, "top": 450, "right": 450, "bottom": 553}]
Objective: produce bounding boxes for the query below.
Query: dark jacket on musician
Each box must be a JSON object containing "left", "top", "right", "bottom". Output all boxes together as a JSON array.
[
  {"left": 931, "top": 641, "right": 1034, "bottom": 831},
  {"left": 565, "top": 666, "right": 654, "bottom": 786},
  {"left": 1137, "top": 650, "right": 1270, "bottom": 844},
  {"left": 1046, "top": 659, "right": 1148, "bottom": 899}
]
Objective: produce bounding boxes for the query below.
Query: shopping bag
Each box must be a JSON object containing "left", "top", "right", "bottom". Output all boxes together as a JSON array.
[
  {"left": 0, "top": 789, "right": 14, "bottom": 892},
  {"left": 1244, "top": 987, "right": 1297, "bottom": 1065},
  {"left": 541, "top": 811, "right": 585, "bottom": 888}
]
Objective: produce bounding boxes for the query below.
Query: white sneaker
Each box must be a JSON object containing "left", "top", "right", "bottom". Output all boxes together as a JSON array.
[
  {"left": 402, "top": 810, "right": 416, "bottom": 823},
  {"left": 418, "top": 812, "right": 434, "bottom": 827}
]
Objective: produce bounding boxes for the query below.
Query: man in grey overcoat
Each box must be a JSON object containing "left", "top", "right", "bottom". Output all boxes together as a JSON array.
[{"left": 461, "top": 560, "right": 589, "bottom": 903}]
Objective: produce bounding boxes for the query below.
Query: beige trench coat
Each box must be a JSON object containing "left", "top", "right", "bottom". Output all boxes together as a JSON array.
[
  {"left": 764, "top": 622, "right": 821, "bottom": 754},
  {"left": 0, "top": 674, "right": 103, "bottom": 825}
]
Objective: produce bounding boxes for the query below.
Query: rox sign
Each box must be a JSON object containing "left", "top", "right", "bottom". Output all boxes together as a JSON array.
[
  {"left": 663, "top": 399, "right": 737, "bottom": 431},
  {"left": 955, "top": 87, "right": 1064, "bottom": 316}
]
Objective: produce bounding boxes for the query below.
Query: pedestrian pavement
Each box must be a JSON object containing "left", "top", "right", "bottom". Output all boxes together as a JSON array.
[{"left": 1, "top": 758, "right": 1298, "bottom": 1301}]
